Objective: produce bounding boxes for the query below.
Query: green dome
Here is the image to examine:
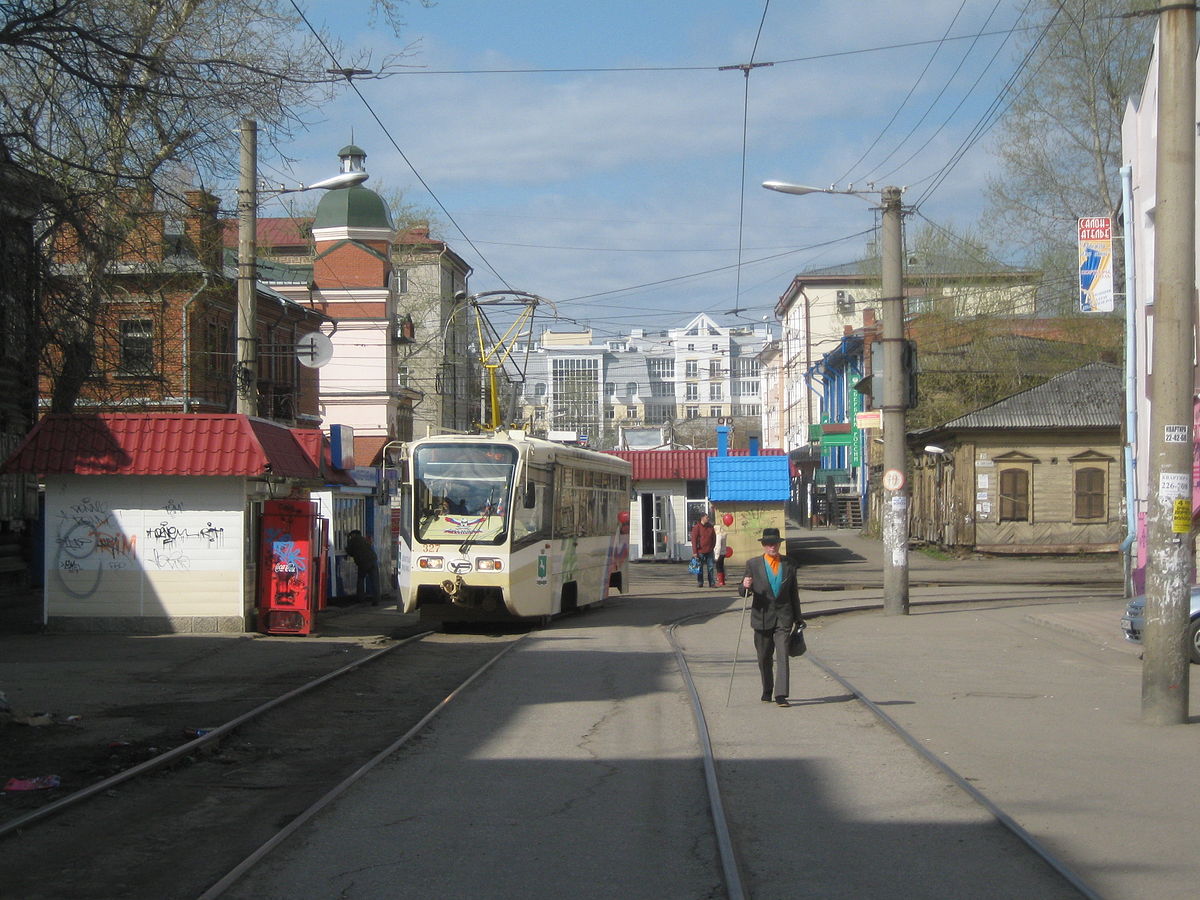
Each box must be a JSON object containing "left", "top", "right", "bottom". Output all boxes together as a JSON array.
[
  {"left": 338, "top": 143, "right": 366, "bottom": 158},
  {"left": 313, "top": 184, "right": 393, "bottom": 230}
]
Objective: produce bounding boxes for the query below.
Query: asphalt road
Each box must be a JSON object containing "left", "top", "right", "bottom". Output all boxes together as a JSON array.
[{"left": 223, "top": 590, "right": 1088, "bottom": 900}]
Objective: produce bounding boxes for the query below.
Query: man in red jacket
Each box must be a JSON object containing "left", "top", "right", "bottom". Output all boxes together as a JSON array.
[{"left": 689, "top": 512, "right": 716, "bottom": 587}]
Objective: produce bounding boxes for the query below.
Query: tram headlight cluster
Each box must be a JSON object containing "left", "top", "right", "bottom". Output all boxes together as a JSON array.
[{"left": 416, "top": 556, "right": 503, "bottom": 572}]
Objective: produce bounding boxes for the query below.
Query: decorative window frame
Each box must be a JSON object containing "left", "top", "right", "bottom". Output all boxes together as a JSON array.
[
  {"left": 994, "top": 450, "right": 1038, "bottom": 523},
  {"left": 1069, "top": 449, "right": 1113, "bottom": 524}
]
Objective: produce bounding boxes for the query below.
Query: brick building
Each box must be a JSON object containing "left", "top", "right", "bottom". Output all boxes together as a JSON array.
[{"left": 44, "top": 189, "right": 327, "bottom": 423}]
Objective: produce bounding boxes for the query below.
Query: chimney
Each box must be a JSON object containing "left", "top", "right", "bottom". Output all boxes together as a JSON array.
[
  {"left": 863, "top": 308, "right": 877, "bottom": 327},
  {"left": 114, "top": 189, "right": 164, "bottom": 264},
  {"left": 183, "top": 190, "right": 222, "bottom": 272},
  {"left": 716, "top": 425, "right": 729, "bottom": 457}
]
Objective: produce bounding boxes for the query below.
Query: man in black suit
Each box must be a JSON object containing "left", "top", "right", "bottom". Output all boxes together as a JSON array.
[{"left": 740, "top": 527, "right": 803, "bottom": 707}]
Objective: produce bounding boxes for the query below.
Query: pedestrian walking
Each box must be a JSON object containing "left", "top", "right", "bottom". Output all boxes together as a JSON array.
[
  {"left": 713, "top": 522, "right": 728, "bottom": 587},
  {"left": 345, "top": 529, "right": 380, "bottom": 606},
  {"left": 740, "top": 527, "right": 803, "bottom": 707},
  {"left": 689, "top": 512, "right": 716, "bottom": 587}
]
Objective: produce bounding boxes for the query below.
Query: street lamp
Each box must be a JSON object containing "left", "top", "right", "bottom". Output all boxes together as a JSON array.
[
  {"left": 763, "top": 179, "right": 910, "bottom": 616},
  {"left": 236, "top": 118, "right": 369, "bottom": 417}
]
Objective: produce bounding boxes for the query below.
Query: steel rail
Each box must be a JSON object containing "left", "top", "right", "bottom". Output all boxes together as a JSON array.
[
  {"left": 667, "top": 596, "right": 1107, "bottom": 900},
  {"left": 0, "top": 630, "right": 433, "bottom": 840},
  {"left": 664, "top": 619, "right": 747, "bottom": 900},
  {"left": 196, "top": 635, "right": 526, "bottom": 900},
  {"left": 803, "top": 649, "right": 1102, "bottom": 900}
]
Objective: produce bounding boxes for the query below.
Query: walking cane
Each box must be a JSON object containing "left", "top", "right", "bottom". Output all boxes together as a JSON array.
[{"left": 725, "top": 583, "right": 751, "bottom": 706}]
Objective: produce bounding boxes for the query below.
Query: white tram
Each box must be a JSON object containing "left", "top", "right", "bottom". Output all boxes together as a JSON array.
[{"left": 395, "top": 431, "right": 632, "bottom": 624}]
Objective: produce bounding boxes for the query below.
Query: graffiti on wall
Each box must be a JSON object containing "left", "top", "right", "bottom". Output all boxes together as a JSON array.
[{"left": 51, "top": 490, "right": 239, "bottom": 600}]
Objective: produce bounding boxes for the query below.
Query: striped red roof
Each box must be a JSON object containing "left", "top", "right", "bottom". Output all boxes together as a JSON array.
[
  {"left": 605, "top": 448, "right": 785, "bottom": 481},
  {"left": 1, "top": 414, "right": 325, "bottom": 479}
]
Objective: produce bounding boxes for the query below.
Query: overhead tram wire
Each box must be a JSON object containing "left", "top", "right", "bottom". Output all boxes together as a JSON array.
[
  {"left": 557, "top": 228, "right": 875, "bottom": 305},
  {"left": 858, "top": 0, "right": 1011, "bottom": 186},
  {"left": 835, "top": 0, "right": 971, "bottom": 186},
  {"left": 719, "top": 0, "right": 773, "bottom": 320},
  {"left": 383, "top": 27, "right": 1042, "bottom": 77},
  {"left": 287, "top": 0, "right": 513, "bottom": 289},
  {"left": 908, "top": 1, "right": 1066, "bottom": 211}
]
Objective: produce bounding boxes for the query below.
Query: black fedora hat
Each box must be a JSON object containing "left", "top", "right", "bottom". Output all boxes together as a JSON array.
[{"left": 759, "top": 527, "right": 782, "bottom": 544}]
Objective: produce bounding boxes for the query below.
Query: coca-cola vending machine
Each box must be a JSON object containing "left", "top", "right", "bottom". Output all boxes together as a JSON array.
[{"left": 258, "top": 499, "right": 328, "bottom": 635}]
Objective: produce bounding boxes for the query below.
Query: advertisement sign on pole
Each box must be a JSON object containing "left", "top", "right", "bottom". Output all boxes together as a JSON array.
[{"left": 1078, "top": 217, "right": 1114, "bottom": 313}]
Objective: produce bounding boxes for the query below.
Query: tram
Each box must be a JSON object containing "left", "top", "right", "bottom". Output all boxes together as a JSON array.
[{"left": 395, "top": 431, "right": 632, "bottom": 624}]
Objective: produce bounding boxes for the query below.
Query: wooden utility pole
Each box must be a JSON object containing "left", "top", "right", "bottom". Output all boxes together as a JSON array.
[
  {"left": 1142, "top": 4, "right": 1195, "bottom": 725},
  {"left": 237, "top": 117, "right": 258, "bottom": 417}
]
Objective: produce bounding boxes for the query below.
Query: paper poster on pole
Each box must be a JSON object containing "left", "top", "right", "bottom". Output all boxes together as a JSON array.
[{"left": 1078, "top": 217, "right": 1114, "bottom": 312}]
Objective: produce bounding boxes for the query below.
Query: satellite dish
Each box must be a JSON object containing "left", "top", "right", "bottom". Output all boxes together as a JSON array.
[{"left": 296, "top": 331, "right": 334, "bottom": 368}]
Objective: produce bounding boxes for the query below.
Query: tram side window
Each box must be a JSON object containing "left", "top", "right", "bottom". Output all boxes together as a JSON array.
[{"left": 512, "top": 468, "right": 553, "bottom": 545}]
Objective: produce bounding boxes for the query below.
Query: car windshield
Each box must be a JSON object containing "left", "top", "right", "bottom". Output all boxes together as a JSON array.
[{"left": 413, "top": 444, "right": 517, "bottom": 544}]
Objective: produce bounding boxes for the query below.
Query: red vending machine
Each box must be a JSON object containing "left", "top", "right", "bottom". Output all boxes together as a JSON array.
[{"left": 258, "top": 499, "right": 328, "bottom": 635}]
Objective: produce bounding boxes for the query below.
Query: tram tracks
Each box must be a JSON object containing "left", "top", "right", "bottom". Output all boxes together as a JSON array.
[
  {"left": 3, "top": 592, "right": 1113, "bottom": 899},
  {"left": 666, "top": 601, "right": 1103, "bottom": 900},
  {"left": 0, "top": 631, "right": 525, "bottom": 900}
]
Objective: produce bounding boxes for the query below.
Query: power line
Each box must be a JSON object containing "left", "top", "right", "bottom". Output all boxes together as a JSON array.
[
  {"left": 287, "top": 0, "right": 510, "bottom": 287},
  {"left": 381, "top": 27, "right": 1041, "bottom": 77},
  {"left": 836, "top": 0, "right": 971, "bottom": 185}
]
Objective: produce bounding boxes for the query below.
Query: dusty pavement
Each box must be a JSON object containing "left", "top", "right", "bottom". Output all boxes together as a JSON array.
[
  {"left": 0, "top": 527, "right": 1170, "bottom": 895},
  {"left": 0, "top": 531, "right": 1129, "bottom": 809}
]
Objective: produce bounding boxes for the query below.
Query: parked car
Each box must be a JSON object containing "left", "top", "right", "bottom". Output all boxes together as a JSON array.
[{"left": 1121, "top": 587, "right": 1200, "bottom": 663}]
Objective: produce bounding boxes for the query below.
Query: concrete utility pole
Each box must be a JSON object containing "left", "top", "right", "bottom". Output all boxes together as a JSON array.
[
  {"left": 879, "top": 186, "right": 909, "bottom": 615},
  {"left": 237, "top": 117, "right": 258, "bottom": 417},
  {"left": 762, "top": 180, "right": 910, "bottom": 613},
  {"left": 1142, "top": 4, "right": 1195, "bottom": 725}
]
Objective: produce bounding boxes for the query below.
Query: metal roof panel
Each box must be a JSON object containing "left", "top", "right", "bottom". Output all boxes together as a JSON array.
[{"left": 0, "top": 414, "right": 323, "bottom": 479}]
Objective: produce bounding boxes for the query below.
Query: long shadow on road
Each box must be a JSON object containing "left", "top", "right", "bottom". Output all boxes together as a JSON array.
[{"left": 787, "top": 534, "right": 867, "bottom": 568}]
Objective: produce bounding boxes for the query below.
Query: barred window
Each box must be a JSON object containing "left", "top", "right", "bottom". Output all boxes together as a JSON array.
[{"left": 119, "top": 319, "right": 154, "bottom": 375}]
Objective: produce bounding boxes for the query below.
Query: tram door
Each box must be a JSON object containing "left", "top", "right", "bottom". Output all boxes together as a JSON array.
[{"left": 639, "top": 492, "right": 675, "bottom": 560}]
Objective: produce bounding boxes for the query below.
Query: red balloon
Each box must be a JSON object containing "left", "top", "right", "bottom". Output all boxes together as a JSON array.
[
  {"left": 722, "top": 513, "right": 734, "bottom": 526},
  {"left": 617, "top": 510, "right": 630, "bottom": 524},
  {"left": 724, "top": 546, "right": 733, "bottom": 558}
]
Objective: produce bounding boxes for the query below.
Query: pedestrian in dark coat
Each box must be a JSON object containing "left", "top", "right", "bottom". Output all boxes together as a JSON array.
[
  {"left": 740, "top": 527, "right": 803, "bottom": 706},
  {"left": 345, "top": 529, "right": 379, "bottom": 606},
  {"left": 689, "top": 513, "right": 717, "bottom": 587}
]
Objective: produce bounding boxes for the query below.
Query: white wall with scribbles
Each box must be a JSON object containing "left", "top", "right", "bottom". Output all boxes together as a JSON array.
[{"left": 45, "top": 475, "right": 247, "bottom": 626}]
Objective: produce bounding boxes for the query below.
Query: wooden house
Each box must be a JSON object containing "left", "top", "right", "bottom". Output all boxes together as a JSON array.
[{"left": 908, "top": 363, "right": 1123, "bottom": 554}]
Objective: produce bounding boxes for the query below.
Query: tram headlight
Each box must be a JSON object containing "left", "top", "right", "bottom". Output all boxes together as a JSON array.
[
  {"left": 475, "top": 557, "right": 502, "bottom": 571},
  {"left": 417, "top": 556, "right": 445, "bottom": 570}
]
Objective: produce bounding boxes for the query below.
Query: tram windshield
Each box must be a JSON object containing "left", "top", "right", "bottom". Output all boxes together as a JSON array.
[{"left": 413, "top": 443, "right": 518, "bottom": 544}]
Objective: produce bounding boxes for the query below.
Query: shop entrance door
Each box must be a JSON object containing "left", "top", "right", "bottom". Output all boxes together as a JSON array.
[{"left": 639, "top": 492, "right": 675, "bottom": 560}]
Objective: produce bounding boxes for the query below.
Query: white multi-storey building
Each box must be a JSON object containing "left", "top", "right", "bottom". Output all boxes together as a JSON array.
[{"left": 514, "top": 313, "right": 771, "bottom": 449}]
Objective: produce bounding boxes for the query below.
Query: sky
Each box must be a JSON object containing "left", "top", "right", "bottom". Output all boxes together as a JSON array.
[{"left": 256, "top": 0, "right": 1037, "bottom": 341}]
